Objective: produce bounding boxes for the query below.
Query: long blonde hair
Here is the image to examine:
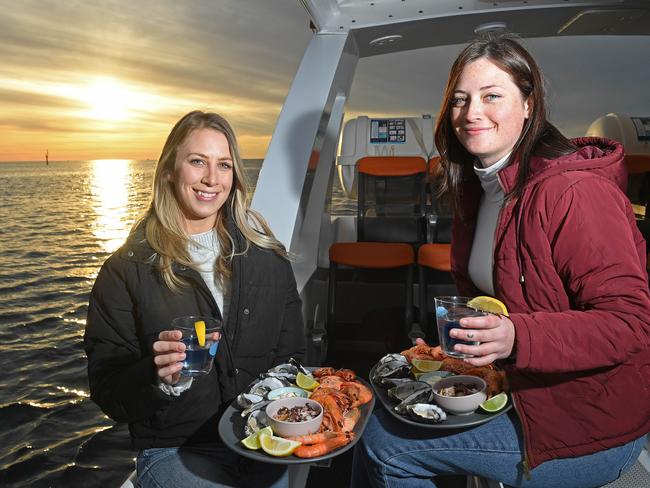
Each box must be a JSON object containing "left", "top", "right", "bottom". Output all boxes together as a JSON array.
[{"left": 136, "top": 110, "right": 287, "bottom": 290}]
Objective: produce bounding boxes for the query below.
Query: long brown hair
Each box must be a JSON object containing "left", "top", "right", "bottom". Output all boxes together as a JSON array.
[
  {"left": 135, "top": 110, "right": 287, "bottom": 291},
  {"left": 434, "top": 32, "right": 576, "bottom": 217}
]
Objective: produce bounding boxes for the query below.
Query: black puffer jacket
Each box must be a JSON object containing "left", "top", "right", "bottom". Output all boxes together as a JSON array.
[{"left": 84, "top": 223, "right": 305, "bottom": 448}]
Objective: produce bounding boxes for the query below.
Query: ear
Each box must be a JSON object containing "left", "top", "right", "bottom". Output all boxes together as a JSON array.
[
  {"left": 524, "top": 97, "right": 532, "bottom": 119},
  {"left": 165, "top": 170, "right": 173, "bottom": 183}
]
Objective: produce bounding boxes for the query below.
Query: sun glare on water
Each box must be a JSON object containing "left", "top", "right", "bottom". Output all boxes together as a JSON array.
[{"left": 90, "top": 159, "right": 133, "bottom": 252}]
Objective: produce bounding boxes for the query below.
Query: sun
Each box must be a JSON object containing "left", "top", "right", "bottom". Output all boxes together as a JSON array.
[{"left": 81, "top": 77, "right": 139, "bottom": 121}]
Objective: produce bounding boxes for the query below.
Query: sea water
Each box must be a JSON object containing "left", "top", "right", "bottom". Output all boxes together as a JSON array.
[{"left": 0, "top": 159, "right": 353, "bottom": 487}]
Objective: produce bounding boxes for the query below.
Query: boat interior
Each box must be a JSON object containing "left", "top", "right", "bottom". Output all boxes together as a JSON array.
[{"left": 121, "top": 1, "right": 650, "bottom": 486}]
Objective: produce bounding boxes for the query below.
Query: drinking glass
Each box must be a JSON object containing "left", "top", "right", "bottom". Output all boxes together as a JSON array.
[
  {"left": 434, "top": 296, "right": 487, "bottom": 358},
  {"left": 171, "top": 316, "right": 222, "bottom": 376}
]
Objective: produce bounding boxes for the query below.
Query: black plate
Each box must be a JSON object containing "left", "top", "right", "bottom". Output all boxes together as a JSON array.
[
  {"left": 369, "top": 363, "right": 511, "bottom": 429},
  {"left": 218, "top": 369, "right": 375, "bottom": 465}
]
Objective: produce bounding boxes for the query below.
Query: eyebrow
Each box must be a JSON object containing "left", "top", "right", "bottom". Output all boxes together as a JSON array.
[
  {"left": 453, "top": 84, "right": 503, "bottom": 93},
  {"left": 187, "top": 152, "right": 233, "bottom": 161}
]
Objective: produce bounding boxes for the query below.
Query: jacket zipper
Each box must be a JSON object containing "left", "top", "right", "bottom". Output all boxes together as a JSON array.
[
  {"left": 178, "top": 266, "right": 239, "bottom": 388},
  {"left": 495, "top": 173, "right": 531, "bottom": 479}
]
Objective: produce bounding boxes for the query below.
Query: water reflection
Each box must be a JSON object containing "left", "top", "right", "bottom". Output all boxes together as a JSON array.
[{"left": 90, "top": 159, "right": 133, "bottom": 252}]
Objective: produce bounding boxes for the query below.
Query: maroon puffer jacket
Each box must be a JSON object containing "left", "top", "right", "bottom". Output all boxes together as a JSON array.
[{"left": 452, "top": 137, "right": 650, "bottom": 469}]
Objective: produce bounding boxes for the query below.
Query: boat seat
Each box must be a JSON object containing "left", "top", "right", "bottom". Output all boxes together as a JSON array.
[
  {"left": 327, "top": 157, "right": 426, "bottom": 357},
  {"left": 426, "top": 156, "right": 453, "bottom": 244},
  {"left": 417, "top": 243, "right": 453, "bottom": 343}
]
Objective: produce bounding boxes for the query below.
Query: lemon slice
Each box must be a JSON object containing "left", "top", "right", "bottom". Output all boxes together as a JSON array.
[
  {"left": 194, "top": 320, "right": 206, "bottom": 347},
  {"left": 479, "top": 392, "right": 508, "bottom": 413},
  {"left": 259, "top": 433, "right": 301, "bottom": 457},
  {"left": 295, "top": 372, "right": 319, "bottom": 391},
  {"left": 410, "top": 359, "right": 443, "bottom": 373},
  {"left": 467, "top": 296, "right": 509, "bottom": 316},
  {"left": 241, "top": 426, "right": 273, "bottom": 450}
]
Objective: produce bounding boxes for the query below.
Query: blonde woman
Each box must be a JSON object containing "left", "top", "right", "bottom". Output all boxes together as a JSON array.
[{"left": 85, "top": 111, "right": 304, "bottom": 487}]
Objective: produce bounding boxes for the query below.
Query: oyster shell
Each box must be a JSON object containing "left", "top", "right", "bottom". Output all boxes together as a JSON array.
[
  {"left": 380, "top": 377, "right": 419, "bottom": 389},
  {"left": 240, "top": 398, "right": 272, "bottom": 417},
  {"left": 247, "top": 376, "right": 290, "bottom": 396},
  {"left": 388, "top": 381, "right": 432, "bottom": 402},
  {"left": 406, "top": 403, "right": 446, "bottom": 423},
  {"left": 394, "top": 386, "right": 435, "bottom": 414},
  {"left": 236, "top": 392, "right": 264, "bottom": 410},
  {"left": 372, "top": 360, "right": 411, "bottom": 385},
  {"left": 244, "top": 410, "right": 269, "bottom": 436}
]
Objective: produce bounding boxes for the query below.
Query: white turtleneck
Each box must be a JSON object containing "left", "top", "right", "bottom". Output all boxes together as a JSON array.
[
  {"left": 188, "top": 229, "right": 229, "bottom": 323},
  {"left": 467, "top": 153, "right": 511, "bottom": 295}
]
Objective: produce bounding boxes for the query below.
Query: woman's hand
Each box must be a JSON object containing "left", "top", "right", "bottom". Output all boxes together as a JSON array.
[
  {"left": 153, "top": 330, "right": 186, "bottom": 385},
  {"left": 450, "top": 314, "right": 516, "bottom": 366},
  {"left": 153, "top": 330, "right": 223, "bottom": 385}
]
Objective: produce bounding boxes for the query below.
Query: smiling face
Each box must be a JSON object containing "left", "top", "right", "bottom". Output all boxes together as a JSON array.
[
  {"left": 168, "top": 128, "right": 234, "bottom": 234},
  {"left": 450, "top": 57, "right": 531, "bottom": 167}
]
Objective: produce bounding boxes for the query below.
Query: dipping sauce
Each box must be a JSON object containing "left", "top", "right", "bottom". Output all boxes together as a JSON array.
[
  {"left": 273, "top": 403, "right": 321, "bottom": 422},
  {"left": 437, "top": 382, "right": 480, "bottom": 397}
]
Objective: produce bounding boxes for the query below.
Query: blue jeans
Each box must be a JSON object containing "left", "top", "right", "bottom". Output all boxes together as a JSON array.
[
  {"left": 352, "top": 409, "right": 645, "bottom": 488},
  {"left": 136, "top": 443, "right": 288, "bottom": 488}
]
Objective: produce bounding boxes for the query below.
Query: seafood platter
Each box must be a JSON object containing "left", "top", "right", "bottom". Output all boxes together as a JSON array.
[
  {"left": 218, "top": 359, "right": 375, "bottom": 464},
  {"left": 370, "top": 344, "right": 511, "bottom": 429}
]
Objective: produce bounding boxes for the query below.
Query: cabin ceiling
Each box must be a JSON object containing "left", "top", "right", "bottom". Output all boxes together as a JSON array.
[{"left": 299, "top": 0, "right": 650, "bottom": 57}]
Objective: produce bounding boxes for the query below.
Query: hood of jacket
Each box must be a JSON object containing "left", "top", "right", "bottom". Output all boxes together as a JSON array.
[{"left": 498, "top": 137, "right": 626, "bottom": 194}]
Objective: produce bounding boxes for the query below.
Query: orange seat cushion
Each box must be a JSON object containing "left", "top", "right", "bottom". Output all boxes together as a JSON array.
[
  {"left": 418, "top": 243, "right": 452, "bottom": 272},
  {"left": 358, "top": 156, "right": 426, "bottom": 176},
  {"left": 329, "top": 242, "right": 415, "bottom": 268}
]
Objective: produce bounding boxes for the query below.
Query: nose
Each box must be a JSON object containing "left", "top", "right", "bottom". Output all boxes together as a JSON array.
[
  {"left": 465, "top": 98, "right": 483, "bottom": 121},
  {"left": 202, "top": 162, "right": 220, "bottom": 187}
]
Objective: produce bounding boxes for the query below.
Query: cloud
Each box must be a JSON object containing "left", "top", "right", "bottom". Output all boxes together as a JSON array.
[{"left": 1, "top": 0, "right": 649, "bottom": 160}]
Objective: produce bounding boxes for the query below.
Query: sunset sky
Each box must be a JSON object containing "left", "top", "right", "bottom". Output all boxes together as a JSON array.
[{"left": 1, "top": 0, "right": 649, "bottom": 161}]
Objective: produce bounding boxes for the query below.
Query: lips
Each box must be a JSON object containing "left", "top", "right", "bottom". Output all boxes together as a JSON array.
[
  {"left": 462, "top": 126, "right": 493, "bottom": 136},
  {"left": 195, "top": 189, "right": 218, "bottom": 200}
]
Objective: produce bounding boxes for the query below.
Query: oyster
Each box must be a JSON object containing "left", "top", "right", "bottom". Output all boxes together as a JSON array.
[
  {"left": 240, "top": 399, "right": 272, "bottom": 417},
  {"left": 394, "top": 387, "right": 435, "bottom": 414},
  {"left": 406, "top": 403, "right": 446, "bottom": 424},
  {"left": 380, "top": 377, "right": 419, "bottom": 389},
  {"left": 372, "top": 359, "right": 411, "bottom": 385},
  {"left": 418, "top": 371, "right": 454, "bottom": 388},
  {"left": 388, "top": 381, "right": 432, "bottom": 402},
  {"left": 378, "top": 353, "right": 409, "bottom": 365},
  {"left": 236, "top": 392, "right": 264, "bottom": 410},
  {"left": 247, "top": 376, "right": 290, "bottom": 396},
  {"left": 244, "top": 410, "right": 269, "bottom": 436}
]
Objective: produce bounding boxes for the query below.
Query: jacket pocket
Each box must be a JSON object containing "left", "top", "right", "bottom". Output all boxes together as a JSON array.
[{"left": 233, "top": 284, "right": 284, "bottom": 357}]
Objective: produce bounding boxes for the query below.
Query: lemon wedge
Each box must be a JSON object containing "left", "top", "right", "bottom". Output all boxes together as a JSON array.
[
  {"left": 295, "top": 372, "right": 319, "bottom": 391},
  {"left": 259, "top": 433, "right": 301, "bottom": 457},
  {"left": 467, "top": 296, "right": 509, "bottom": 316},
  {"left": 194, "top": 320, "right": 206, "bottom": 347},
  {"left": 241, "top": 426, "right": 273, "bottom": 450},
  {"left": 410, "top": 359, "right": 443, "bottom": 373},
  {"left": 479, "top": 392, "right": 508, "bottom": 413}
]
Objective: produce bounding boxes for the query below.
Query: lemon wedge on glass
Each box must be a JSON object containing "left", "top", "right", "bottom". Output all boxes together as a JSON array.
[
  {"left": 259, "top": 433, "right": 301, "bottom": 457},
  {"left": 467, "top": 296, "right": 509, "bottom": 316},
  {"left": 479, "top": 392, "right": 508, "bottom": 413},
  {"left": 194, "top": 320, "right": 206, "bottom": 347},
  {"left": 241, "top": 426, "right": 273, "bottom": 450},
  {"left": 295, "top": 372, "right": 319, "bottom": 391}
]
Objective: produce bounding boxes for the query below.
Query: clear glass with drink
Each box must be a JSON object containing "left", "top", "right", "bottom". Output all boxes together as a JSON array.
[
  {"left": 171, "top": 316, "right": 222, "bottom": 376},
  {"left": 434, "top": 296, "right": 487, "bottom": 358}
]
